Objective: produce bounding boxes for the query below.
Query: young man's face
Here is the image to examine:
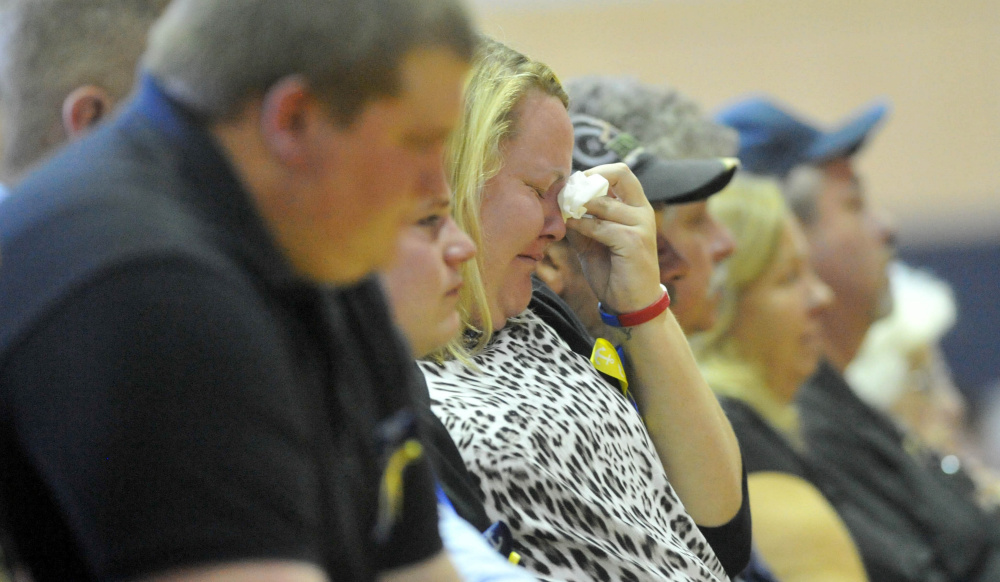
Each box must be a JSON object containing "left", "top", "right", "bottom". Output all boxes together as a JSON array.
[
  {"left": 286, "top": 47, "right": 469, "bottom": 284},
  {"left": 803, "top": 158, "right": 896, "bottom": 325},
  {"left": 656, "top": 200, "right": 736, "bottom": 334}
]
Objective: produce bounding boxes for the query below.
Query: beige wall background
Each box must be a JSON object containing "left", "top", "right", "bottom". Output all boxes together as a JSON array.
[{"left": 471, "top": 0, "right": 1000, "bottom": 248}]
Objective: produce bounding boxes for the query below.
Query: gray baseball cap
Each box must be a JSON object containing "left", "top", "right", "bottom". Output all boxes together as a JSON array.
[{"left": 571, "top": 113, "right": 740, "bottom": 205}]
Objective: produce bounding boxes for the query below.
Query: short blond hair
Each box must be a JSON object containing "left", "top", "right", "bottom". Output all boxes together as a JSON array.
[{"left": 436, "top": 37, "right": 567, "bottom": 363}]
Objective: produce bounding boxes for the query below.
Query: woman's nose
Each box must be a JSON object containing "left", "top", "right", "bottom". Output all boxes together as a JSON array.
[
  {"left": 443, "top": 218, "right": 476, "bottom": 267},
  {"left": 808, "top": 272, "right": 834, "bottom": 314},
  {"left": 540, "top": 188, "right": 567, "bottom": 241}
]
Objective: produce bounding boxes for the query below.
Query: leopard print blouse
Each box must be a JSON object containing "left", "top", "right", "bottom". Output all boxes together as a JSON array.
[{"left": 420, "top": 310, "right": 729, "bottom": 582}]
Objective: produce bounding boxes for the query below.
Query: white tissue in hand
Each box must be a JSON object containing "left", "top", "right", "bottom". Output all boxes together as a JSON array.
[{"left": 558, "top": 171, "right": 609, "bottom": 221}]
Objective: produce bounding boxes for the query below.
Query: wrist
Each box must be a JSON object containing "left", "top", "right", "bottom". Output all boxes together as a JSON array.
[{"left": 598, "top": 284, "right": 670, "bottom": 328}]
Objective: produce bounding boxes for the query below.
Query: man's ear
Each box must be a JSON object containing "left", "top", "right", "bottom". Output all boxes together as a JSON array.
[
  {"left": 537, "top": 245, "right": 568, "bottom": 295},
  {"left": 62, "top": 85, "right": 112, "bottom": 138},
  {"left": 259, "top": 75, "right": 317, "bottom": 169}
]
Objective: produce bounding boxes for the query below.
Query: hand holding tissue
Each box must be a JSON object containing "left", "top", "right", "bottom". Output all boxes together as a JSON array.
[{"left": 557, "top": 171, "right": 609, "bottom": 221}]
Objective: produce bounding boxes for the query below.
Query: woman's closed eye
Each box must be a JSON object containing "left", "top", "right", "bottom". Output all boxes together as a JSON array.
[{"left": 527, "top": 183, "right": 547, "bottom": 199}]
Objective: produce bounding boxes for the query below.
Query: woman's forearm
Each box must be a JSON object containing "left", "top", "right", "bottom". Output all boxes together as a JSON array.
[{"left": 622, "top": 307, "right": 744, "bottom": 526}]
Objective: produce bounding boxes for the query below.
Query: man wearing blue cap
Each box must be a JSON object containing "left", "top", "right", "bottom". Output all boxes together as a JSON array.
[
  {"left": 717, "top": 96, "right": 896, "bottom": 373},
  {"left": 718, "top": 96, "right": 1000, "bottom": 582}
]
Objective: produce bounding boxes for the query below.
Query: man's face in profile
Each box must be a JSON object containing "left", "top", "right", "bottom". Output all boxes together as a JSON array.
[
  {"left": 287, "top": 47, "right": 469, "bottom": 284},
  {"left": 656, "top": 201, "right": 735, "bottom": 334},
  {"left": 803, "top": 158, "right": 895, "bottom": 325}
]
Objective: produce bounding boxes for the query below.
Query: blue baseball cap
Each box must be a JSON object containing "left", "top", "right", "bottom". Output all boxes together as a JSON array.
[{"left": 714, "top": 95, "right": 890, "bottom": 178}]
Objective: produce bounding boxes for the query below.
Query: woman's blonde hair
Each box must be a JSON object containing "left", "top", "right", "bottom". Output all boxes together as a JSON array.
[
  {"left": 432, "top": 36, "right": 568, "bottom": 363},
  {"left": 693, "top": 176, "right": 801, "bottom": 439}
]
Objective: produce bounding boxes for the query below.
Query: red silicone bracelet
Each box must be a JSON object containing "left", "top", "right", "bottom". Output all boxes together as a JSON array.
[{"left": 598, "top": 284, "right": 671, "bottom": 328}]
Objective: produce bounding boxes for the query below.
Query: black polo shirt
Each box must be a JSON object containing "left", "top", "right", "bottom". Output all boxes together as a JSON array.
[
  {"left": 799, "top": 361, "right": 1000, "bottom": 582},
  {"left": 0, "top": 75, "right": 441, "bottom": 581}
]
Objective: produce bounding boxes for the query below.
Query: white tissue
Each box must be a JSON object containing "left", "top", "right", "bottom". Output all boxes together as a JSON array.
[{"left": 558, "top": 171, "right": 609, "bottom": 221}]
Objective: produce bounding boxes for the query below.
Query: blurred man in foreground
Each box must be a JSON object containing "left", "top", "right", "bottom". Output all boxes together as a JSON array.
[{"left": 0, "top": 1, "right": 475, "bottom": 580}]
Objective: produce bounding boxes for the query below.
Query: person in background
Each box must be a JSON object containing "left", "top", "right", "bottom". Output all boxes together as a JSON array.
[
  {"left": 383, "top": 194, "right": 477, "bottom": 362},
  {"left": 536, "top": 112, "right": 739, "bottom": 342},
  {"left": 693, "top": 176, "right": 869, "bottom": 581},
  {"left": 718, "top": 94, "right": 1000, "bottom": 582},
  {"left": 0, "top": 0, "right": 475, "bottom": 580},
  {"left": 0, "top": 0, "right": 171, "bottom": 193},
  {"left": 846, "top": 262, "right": 962, "bottom": 450},
  {"left": 420, "top": 37, "right": 748, "bottom": 581},
  {"left": 0, "top": 3, "right": 171, "bottom": 578},
  {"left": 561, "top": 76, "right": 738, "bottom": 337},
  {"left": 846, "top": 261, "right": 1000, "bottom": 510}
]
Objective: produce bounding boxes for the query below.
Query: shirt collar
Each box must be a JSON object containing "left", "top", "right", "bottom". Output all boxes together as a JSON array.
[{"left": 126, "top": 73, "right": 308, "bottom": 291}]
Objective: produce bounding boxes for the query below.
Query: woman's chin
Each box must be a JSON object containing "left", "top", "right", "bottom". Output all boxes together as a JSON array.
[
  {"left": 792, "top": 355, "right": 822, "bottom": 387},
  {"left": 494, "top": 279, "right": 534, "bottom": 328},
  {"left": 441, "top": 313, "right": 462, "bottom": 342}
]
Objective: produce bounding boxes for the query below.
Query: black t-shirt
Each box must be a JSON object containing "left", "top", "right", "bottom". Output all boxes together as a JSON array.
[
  {"left": 0, "top": 76, "right": 441, "bottom": 581},
  {"left": 798, "top": 361, "right": 1000, "bottom": 582},
  {"left": 529, "top": 278, "right": 752, "bottom": 579},
  {"left": 719, "top": 397, "right": 810, "bottom": 478},
  {"left": 720, "top": 381, "right": 964, "bottom": 582}
]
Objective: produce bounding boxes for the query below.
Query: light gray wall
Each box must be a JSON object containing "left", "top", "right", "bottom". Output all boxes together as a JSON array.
[{"left": 472, "top": 0, "right": 1000, "bottom": 247}]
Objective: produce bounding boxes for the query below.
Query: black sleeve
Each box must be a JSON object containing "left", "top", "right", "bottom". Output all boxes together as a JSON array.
[
  {"left": 696, "top": 462, "right": 752, "bottom": 579},
  {"left": 1, "top": 261, "right": 327, "bottom": 580},
  {"left": 721, "top": 397, "right": 809, "bottom": 476},
  {"left": 372, "top": 429, "right": 445, "bottom": 572},
  {"left": 331, "top": 280, "right": 445, "bottom": 572}
]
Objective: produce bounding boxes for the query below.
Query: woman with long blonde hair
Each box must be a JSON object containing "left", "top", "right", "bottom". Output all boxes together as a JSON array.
[
  {"left": 695, "top": 176, "right": 868, "bottom": 582},
  {"left": 418, "top": 37, "right": 748, "bottom": 581}
]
